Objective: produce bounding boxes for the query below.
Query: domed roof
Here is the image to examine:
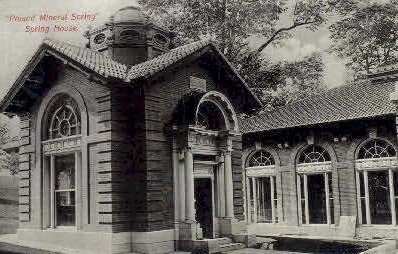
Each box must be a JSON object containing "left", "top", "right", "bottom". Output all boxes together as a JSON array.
[{"left": 110, "top": 6, "right": 149, "bottom": 24}]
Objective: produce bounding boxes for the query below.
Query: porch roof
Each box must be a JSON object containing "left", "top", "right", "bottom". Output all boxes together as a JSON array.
[{"left": 241, "top": 80, "right": 396, "bottom": 133}]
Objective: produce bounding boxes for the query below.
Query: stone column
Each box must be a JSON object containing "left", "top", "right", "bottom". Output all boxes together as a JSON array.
[
  {"left": 218, "top": 156, "right": 226, "bottom": 218},
  {"left": 179, "top": 147, "right": 197, "bottom": 249},
  {"left": 184, "top": 148, "right": 195, "bottom": 222},
  {"left": 179, "top": 152, "right": 186, "bottom": 221},
  {"left": 224, "top": 150, "right": 234, "bottom": 218}
]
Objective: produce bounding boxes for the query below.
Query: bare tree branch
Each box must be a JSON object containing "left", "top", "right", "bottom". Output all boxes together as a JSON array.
[{"left": 255, "top": 21, "right": 316, "bottom": 54}]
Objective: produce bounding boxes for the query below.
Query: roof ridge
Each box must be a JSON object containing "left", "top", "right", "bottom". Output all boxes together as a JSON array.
[
  {"left": 125, "top": 39, "right": 211, "bottom": 81},
  {"left": 42, "top": 37, "right": 119, "bottom": 62}
]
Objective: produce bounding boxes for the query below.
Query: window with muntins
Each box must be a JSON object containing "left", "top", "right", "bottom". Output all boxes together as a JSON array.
[
  {"left": 43, "top": 94, "right": 82, "bottom": 229},
  {"left": 48, "top": 96, "right": 81, "bottom": 139},
  {"left": 356, "top": 139, "right": 398, "bottom": 225},
  {"left": 297, "top": 145, "right": 334, "bottom": 225},
  {"left": 246, "top": 150, "right": 278, "bottom": 224}
]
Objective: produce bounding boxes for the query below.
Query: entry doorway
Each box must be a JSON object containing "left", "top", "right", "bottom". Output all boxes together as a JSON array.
[
  {"left": 194, "top": 178, "right": 213, "bottom": 238},
  {"left": 308, "top": 174, "right": 327, "bottom": 224}
]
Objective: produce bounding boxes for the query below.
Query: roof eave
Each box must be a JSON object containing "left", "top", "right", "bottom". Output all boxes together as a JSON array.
[
  {"left": 242, "top": 113, "right": 396, "bottom": 134},
  {"left": 0, "top": 43, "right": 128, "bottom": 115},
  {"left": 0, "top": 44, "right": 48, "bottom": 114}
]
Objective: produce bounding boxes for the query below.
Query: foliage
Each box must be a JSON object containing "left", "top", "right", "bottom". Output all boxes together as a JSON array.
[
  {"left": 0, "top": 114, "right": 15, "bottom": 175},
  {"left": 138, "top": 0, "right": 335, "bottom": 107},
  {"left": 0, "top": 114, "right": 10, "bottom": 145},
  {"left": 330, "top": 0, "right": 398, "bottom": 74},
  {"left": 253, "top": 53, "right": 326, "bottom": 109}
]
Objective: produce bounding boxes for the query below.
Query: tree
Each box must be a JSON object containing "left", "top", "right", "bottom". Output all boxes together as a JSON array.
[
  {"left": 254, "top": 52, "right": 326, "bottom": 109},
  {"left": 0, "top": 114, "right": 10, "bottom": 145},
  {"left": 330, "top": 0, "right": 398, "bottom": 74},
  {"left": 0, "top": 114, "right": 16, "bottom": 175},
  {"left": 139, "top": 0, "right": 334, "bottom": 107}
]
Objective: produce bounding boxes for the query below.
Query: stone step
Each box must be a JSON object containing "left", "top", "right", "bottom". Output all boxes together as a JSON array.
[
  {"left": 219, "top": 242, "right": 245, "bottom": 253},
  {"left": 215, "top": 237, "right": 232, "bottom": 245}
]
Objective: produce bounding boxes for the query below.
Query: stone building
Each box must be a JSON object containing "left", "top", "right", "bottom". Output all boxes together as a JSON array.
[{"left": 1, "top": 5, "right": 398, "bottom": 254}]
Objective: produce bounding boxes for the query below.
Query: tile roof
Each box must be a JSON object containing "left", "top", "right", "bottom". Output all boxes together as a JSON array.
[
  {"left": 126, "top": 40, "right": 210, "bottom": 81},
  {"left": 241, "top": 81, "right": 396, "bottom": 133},
  {"left": 43, "top": 38, "right": 211, "bottom": 82},
  {"left": 1, "top": 37, "right": 263, "bottom": 113},
  {"left": 43, "top": 38, "right": 128, "bottom": 79}
]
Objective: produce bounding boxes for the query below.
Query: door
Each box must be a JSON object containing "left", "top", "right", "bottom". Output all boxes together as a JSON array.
[
  {"left": 194, "top": 178, "right": 213, "bottom": 238},
  {"left": 308, "top": 174, "right": 327, "bottom": 224}
]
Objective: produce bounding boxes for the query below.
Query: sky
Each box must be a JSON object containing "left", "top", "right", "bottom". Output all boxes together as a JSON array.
[{"left": 0, "top": 0, "right": 349, "bottom": 137}]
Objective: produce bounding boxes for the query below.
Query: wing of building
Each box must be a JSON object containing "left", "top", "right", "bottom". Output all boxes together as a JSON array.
[{"left": 1, "top": 5, "right": 398, "bottom": 254}]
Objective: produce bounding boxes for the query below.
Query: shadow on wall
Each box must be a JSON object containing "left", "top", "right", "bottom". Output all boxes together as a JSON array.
[{"left": 0, "top": 175, "right": 18, "bottom": 235}]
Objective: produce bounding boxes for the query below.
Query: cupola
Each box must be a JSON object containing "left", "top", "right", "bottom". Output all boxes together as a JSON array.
[{"left": 84, "top": 6, "right": 173, "bottom": 66}]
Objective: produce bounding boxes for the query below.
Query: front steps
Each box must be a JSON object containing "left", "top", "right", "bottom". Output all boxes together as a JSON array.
[
  {"left": 219, "top": 242, "right": 245, "bottom": 253},
  {"left": 191, "top": 237, "right": 246, "bottom": 253}
]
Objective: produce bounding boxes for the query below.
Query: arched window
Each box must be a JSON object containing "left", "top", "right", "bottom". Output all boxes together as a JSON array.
[
  {"left": 296, "top": 145, "right": 334, "bottom": 225},
  {"left": 248, "top": 150, "right": 275, "bottom": 167},
  {"left": 358, "top": 139, "right": 396, "bottom": 159},
  {"left": 196, "top": 101, "right": 226, "bottom": 131},
  {"left": 355, "top": 139, "right": 398, "bottom": 226},
  {"left": 246, "top": 149, "right": 278, "bottom": 224},
  {"left": 47, "top": 94, "right": 81, "bottom": 140},
  {"left": 42, "top": 94, "right": 82, "bottom": 229},
  {"left": 298, "top": 145, "right": 331, "bottom": 164}
]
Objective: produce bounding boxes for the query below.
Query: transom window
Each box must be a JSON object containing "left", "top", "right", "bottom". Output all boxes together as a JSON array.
[
  {"left": 248, "top": 150, "right": 275, "bottom": 167},
  {"left": 298, "top": 145, "right": 331, "bottom": 164},
  {"left": 246, "top": 149, "right": 278, "bottom": 224},
  {"left": 358, "top": 139, "right": 396, "bottom": 159},
  {"left": 297, "top": 145, "right": 334, "bottom": 225},
  {"left": 356, "top": 139, "right": 398, "bottom": 226},
  {"left": 196, "top": 101, "right": 226, "bottom": 131},
  {"left": 48, "top": 95, "right": 81, "bottom": 140}
]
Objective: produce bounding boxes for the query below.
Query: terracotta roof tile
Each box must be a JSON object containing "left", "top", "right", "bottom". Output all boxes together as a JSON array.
[
  {"left": 125, "top": 40, "right": 210, "bottom": 81},
  {"left": 43, "top": 38, "right": 128, "bottom": 79},
  {"left": 241, "top": 81, "right": 396, "bottom": 133}
]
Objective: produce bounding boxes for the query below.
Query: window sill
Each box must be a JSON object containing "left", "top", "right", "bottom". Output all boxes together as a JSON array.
[
  {"left": 300, "top": 224, "right": 336, "bottom": 228},
  {"left": 358, "top": 224, "right": 398, "bottom": 228},
  {"left": 44, "top": 226, "right": 77, "bottom": 232}
]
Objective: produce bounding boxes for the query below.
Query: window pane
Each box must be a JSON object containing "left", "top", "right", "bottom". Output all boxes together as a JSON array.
[
  {"left": 368, "top": 170, "right": 392, "bottom": 224},
  {"left": 54, "top": 154, "right": 75, "bottom": 227},
  {"left": 330, "top": 198, "right": 334, "bottom": 224},
  {"left": 249, "top": 178, "right": 255, "bottom": 223},
  {"left": 257, "top": 177, "right": 272, "bottom": 223},
  {"left": 56, "top": 191, "right": 75, "bottom": 226},
  {"left": 359, "top": 171, "right": 365, "bottom": 197},
  {"left": 361, "top": 198, "right": 367, "bottom": 224},
  {"left": 394, "top": 171, "right": 398, "bottom": 196},
  {"left": 55, "top": 154, "right": 75, "bottom": 190},
  {"left": 396, "top": 197, "right": 398, "bottom": 224}
]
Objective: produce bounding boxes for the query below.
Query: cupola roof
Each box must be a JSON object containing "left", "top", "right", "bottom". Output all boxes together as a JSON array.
[{"left": 109, "top": 6, "right": 149, "bottom": 24}]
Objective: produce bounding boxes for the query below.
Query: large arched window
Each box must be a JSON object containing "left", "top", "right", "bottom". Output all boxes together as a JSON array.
[
  {"left": 246, "top": 149, "right": 278, "bottom": 224},
  {"left": 42, "top": 94, "right": 82, "bottom": 229},
  {"left": 355, "top": 139, "right": 398, "bottom": 226},
  {"left": 296, "top": 145, "right": 334, "bottom": 225}
]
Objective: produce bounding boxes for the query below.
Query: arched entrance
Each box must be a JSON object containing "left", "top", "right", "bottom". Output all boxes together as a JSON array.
[{"left": 172, "top": 91, "right": 240, "bottom": 243}]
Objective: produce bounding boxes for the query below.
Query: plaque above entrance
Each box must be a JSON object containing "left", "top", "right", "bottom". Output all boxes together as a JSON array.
[{"left": 42, "top": 135, "right": 82, "bottom": 155}]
